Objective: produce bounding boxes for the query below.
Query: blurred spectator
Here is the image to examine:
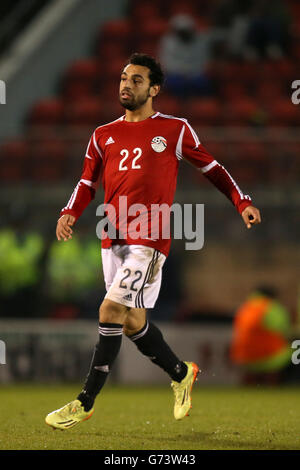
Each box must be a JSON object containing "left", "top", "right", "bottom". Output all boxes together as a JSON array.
[
  {"left": 210, "top": 0, "right": 253, "bottom": 58},
  {"left": 230, "top": 285, "right": 292, "bottom": 384},
  {"left": 158, "top": 14, "right": 218, "bottom": 97},
  {"left": 244, "top": 0, "right": 291, "bottom": 60},
  {"left": 0, "top": 229, "right": 44, "bottom": 317},
  {"left": 47, "top": 236, "right": 104, "bottom": 318}
]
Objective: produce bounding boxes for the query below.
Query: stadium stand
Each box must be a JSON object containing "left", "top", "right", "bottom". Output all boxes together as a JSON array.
[{"left": 0, "top": 0, "right": 299, "bottom": 187}]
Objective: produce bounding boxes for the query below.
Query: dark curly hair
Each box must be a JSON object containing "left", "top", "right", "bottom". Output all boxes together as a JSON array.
[{"left": 127, "top": 53, "right": 165, "bottom": 88}]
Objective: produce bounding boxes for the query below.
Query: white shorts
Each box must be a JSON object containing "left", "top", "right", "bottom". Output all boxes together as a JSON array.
[{"left": 101, "top": 244, "right": 166, "bottom": 309}]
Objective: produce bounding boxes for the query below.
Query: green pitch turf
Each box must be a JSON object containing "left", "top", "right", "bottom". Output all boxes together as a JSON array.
[{"left": 0, "top": 384, "right": 299, "bottom": 450}]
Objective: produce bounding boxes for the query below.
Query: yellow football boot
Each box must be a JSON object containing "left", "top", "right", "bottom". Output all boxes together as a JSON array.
[
  {"left": 171, "top": 362, "right": 200, "bottom": 420},
  {"left": 45, "top": 399, "right": 94, "bottom": 430}
]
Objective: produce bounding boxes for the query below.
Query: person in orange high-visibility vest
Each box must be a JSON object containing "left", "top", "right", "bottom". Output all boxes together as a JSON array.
[{"left": 230, "top": 286, "right": 291, "bottom": 384}]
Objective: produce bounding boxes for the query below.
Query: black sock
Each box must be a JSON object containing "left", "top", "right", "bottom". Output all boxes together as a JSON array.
[
  {"left": 128, "top": 321, "right": 187, "bottom": 382},
  {"left": 78, "top": 322, "right": 123, "bottom": 411}
]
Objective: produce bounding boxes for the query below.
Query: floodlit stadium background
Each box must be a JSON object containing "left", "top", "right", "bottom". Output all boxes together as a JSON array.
[{"left": 0, "top": 0, "right": 299, "bottom": 386}]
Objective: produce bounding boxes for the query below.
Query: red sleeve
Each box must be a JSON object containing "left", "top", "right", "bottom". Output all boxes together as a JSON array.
[
  {"left": 178, "top": 120, "right": 252, "bottom": 214},
  {"left": 60, "top": 130, "right": 102, "bottom": 221}
]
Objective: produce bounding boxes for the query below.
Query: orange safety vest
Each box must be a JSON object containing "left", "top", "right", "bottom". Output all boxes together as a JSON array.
[{"left": 230, "top": 296, "right": 288, "bottom": 364}]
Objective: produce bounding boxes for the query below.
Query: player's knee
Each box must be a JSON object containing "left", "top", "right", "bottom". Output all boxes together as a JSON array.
[
  {"left": 123, "top": 324, "right": 141, "bottom": 337},
  {"left": 99, "top": 299, "right": 128, "bottom": 324}
]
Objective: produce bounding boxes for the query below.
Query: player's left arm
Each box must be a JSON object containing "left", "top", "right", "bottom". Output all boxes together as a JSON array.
[
  {"left": 203, "top": 161, "right": 262, "bottom": 229},
  {"left": 179, "top": 121, "right": 261, "bottom": 228}
]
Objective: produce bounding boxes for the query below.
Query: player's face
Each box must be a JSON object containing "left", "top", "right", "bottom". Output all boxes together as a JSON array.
[{"left": 119, "top": 64, "right": 155, "bottom": 111}]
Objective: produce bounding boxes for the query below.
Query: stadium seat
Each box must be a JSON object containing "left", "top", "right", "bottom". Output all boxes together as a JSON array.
[
  {"left": 135, "top": 39, "right": 159, "bottom": 57},
  {"left": 100, "top": 99, "right": 124, "bottom": 123},
  {"left": 224, "top": 98, "right": 261, "bottom": 126},
  {"left": 134, "top": 18, "right": 168, "bottom": 39},
  {"left": 188, "top": 98, "right": 221, "bottom": 126},
  {"left": 61, "top": 59, "right": 99, "bottom": 99},
  {"left": 64, "top": 97, "right": 103, "bottom": 126},
  {"left": 219, "top": 82, "right": 249, "bottom": 101},
  {"left": 267, "top": 99, "right": 300, "bottom": 126},
  {"left": 105, "top": 56, "right": 128, "bottom": 80},
  {"left": 27, "top": 98, "right": 64, "bottom": 126},
  {"left": 0, "top": 139, "right": 28, "bottom": 182},
  {"left": 98, "top": 81, "right": 120, "bottom": 101},
  {"left": 202, "top": 142, "right": 228, "bottom": 163},
  {"left": 289, "top": 2, "right": 300, "bottom": 21},
  {"left": 131, "top": 2, "right": 161, "bottom": 23},
  {"left": 64, "top": 59, "right": 99, "bottom": 82},
  {"left": 97, "top": 42, "right": 128, "bottom": 61},
  {"left": 229, "top": 142, "right": 267, "bottom": 184},
  {"left": 168, "top": 0, "right": 198, "bottom": 17},
  {"left": 155, "top": 94, "right": 180, "bottom": 116},
  {"left": 239, "top": 62, "right": 264, "bottom": 85},
  {"left": 274, "top": 59, "right": 296, "bottom": 81},
  {"left": 29, "top": 138, "right": 68, "bottom": 181},
  {"left": 255, "top": 81, "right": 285, "bottom": 107},
  {"left": 99, "top": 20, "right": 132, "bottom": 43}
]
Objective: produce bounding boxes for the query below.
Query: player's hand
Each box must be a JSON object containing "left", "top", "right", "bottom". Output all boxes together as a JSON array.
[
  {"left": 56, "top": 214, "right": 76, "bottom": 241},
  {"left": 241, "top": 205, "right": 261, "bottom": 229}
]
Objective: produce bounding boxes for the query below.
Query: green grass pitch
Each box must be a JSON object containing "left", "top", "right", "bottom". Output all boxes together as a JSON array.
[{"left": 0, "top": 384, "right": 299, "bottom": 450}]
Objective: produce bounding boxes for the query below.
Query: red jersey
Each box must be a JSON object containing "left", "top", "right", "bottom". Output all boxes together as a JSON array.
[{"left": 61, "top": 112, "right": 252, "bottom": 257}]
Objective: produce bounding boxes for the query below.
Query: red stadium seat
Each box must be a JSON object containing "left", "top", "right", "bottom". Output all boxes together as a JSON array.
[
  {"left": 64, "top": 97, "right": 103, "bottom": 126},
  {"left": 0, "top": 139, "right": 28, "bottom": 182},
  {"left": 97, "top": 42, "right": 128, "bottom": 61},
  {"left": 64, "top": 59, "right": 99, "bottom": 81},
  {"left": 293, "top": 43, "right": 300, "bottom": 61},
  {"left": 267, "top": 99, "right": 300, "bottom": 125},
  {"left": 27, "top": 98, "right": 64, "bottom": 126},
  {"left": 255, "top": 81, "right": 285, "bottom": 107},
  {"left": 238, "top": 62, "right": 263, "bottom": 85},
  {"left": 100, "top": 20, "right": 132, "bottom": 43},
  {"left": 61, "top": 59, "right": 99, "bottom": 99},
  {"left": 219, "top": 82, "right": 249, "bottom": 101},
  {"left": 289, "top": 2, "right": 300, "bottom": 21},
  {"left": 131, "top": 2, "right": 161, "bottom": 23},
  {"left": 155, "top": 94, "right": 180, "bottom": 116},
  {"left": 29, "top": 138, "right": 68, "bottom": 181},
  {"left": 62, "top": 80, "right": 95, "bottom": 101},
  {"left": 231, "top": 142, "right": 267, "bottom": 184},
  {"left": 202, "top": 142, "right": 227, "bottom": 162},
  {"left": 224, "top": 98, "right": 261, "bottom": 126},
  {"left": 134, "top": 18, "right": 168, "bottom": 39},
  {"left": 274, "top": 59, "right": 296, "bottom": 81},
  {"left": 134, "top": 38, "right": 159, "bottom": 57},
  {"left": 188, "top": 98, "right": 221, "bottom": 126},
  {"left": 168, "top": 0, "right": 198, "bottom": 17},
  {"left": 105, "top": 56, "right": 128, "bottom": 80}
]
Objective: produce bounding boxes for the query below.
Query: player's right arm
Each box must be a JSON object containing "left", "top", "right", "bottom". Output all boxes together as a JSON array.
[{"left": 56, "top": 130, "right": 103, "bottom": 241}]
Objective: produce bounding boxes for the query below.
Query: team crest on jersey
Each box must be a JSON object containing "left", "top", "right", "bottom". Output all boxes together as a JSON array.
[{"left": 151, "top": 136, "right": 167, "bottom": 153}]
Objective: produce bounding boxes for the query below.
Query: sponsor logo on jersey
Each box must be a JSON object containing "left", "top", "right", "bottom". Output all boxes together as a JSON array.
[
  {"left": 151, "top": 136, "right": 167, "bottom": 153},
  {"left": 105, "top": 136, "right": 115, "bottom": 145},
  {"left": 123, "top": 293, "right": 132, "bottom": 301}
]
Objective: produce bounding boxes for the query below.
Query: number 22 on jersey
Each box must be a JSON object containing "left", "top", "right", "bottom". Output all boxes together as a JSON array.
[{"left": 119, "top": 148, "right": 142, "bottom": 171}]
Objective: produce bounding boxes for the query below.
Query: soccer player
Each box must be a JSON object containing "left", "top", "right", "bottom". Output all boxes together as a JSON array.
[{"left": 45, "top": 53, "right": 261, "bottom": 430}]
